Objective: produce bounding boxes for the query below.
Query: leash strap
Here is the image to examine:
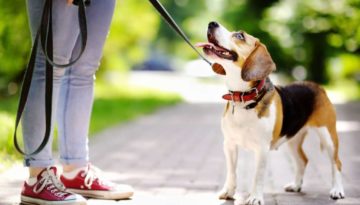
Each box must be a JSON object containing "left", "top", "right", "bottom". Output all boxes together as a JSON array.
[
  {"left": 148, "top": 0, "right": 212, "bottom": 66},
  {"left": 14, "top": 0, "right": 87, "bottom": 156},
  {"left": 41, "top": 1, "right": 87, "bottom": 68}
]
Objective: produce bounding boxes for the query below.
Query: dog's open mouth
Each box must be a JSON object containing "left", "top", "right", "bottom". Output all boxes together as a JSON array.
[{"left": 196, "top": 42, "right": 237, "bottom": 61}]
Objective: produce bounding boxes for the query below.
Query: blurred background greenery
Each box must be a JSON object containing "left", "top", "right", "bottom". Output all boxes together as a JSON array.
[{"left": 0, "top": 0, "right": 359, "bottom": 162}]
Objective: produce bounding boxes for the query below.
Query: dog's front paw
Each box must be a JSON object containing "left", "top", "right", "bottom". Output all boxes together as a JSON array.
[
  {"left": 218, "top": 187, "right": 235, "bottom": 200},
  {"left": 284, "top": 182, "right": 302, "bottom": 192},
  {"left": 243, "top": 195, "right": 264, "bottom": 205},
  {"left": 330, "top": 186, "right": 345, "bottom": 200}
]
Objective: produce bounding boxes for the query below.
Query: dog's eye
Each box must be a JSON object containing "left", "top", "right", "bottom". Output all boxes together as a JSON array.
[{"left": 234, "top": 32, "right": 245, "bottom": 40}]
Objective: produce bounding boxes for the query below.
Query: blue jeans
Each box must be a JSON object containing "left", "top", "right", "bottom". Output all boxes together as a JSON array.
[{"left": 23, "top": 0, "right": 115, "bottom": 167}]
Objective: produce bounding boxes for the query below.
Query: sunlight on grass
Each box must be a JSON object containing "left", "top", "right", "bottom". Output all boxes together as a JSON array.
[
  {"left": 0, "top": 97, "right": 21, "bottom": 168},
  {"left": 0, "top": 112, "right": 19, "bottom": 171},
  {"left": 90, "top": 81, "right": 181, "bottom": 135}
]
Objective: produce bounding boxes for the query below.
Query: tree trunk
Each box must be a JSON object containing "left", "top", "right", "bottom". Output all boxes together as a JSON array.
[{"left": 307, "top": 33, "right": 328, "bottom": 84}]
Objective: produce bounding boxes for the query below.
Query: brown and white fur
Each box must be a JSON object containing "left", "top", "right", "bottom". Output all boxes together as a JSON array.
[{"left": 197, "top": 22, "right": 345, "bottom": 205}]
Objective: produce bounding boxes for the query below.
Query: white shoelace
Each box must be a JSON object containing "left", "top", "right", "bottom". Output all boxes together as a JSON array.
[
  {"left": 82, "top": 165, "right": 111, "bottom": 190},
  {"left": 33, "top": 167, "right": 68, "bottom": 198}
]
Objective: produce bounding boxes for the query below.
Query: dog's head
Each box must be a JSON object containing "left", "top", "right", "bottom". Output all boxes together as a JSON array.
[{"left": 197, "top": 21, "right": 276, "bottom": 91}]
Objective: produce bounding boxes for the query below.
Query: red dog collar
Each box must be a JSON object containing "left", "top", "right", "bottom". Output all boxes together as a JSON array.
[{"left": 222, "top": 79, "right": 266, "bottom": 102}]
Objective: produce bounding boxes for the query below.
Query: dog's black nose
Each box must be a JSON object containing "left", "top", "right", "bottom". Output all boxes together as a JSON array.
[{"left": 208, "top": 21, "right": 219, "bottom": 29}]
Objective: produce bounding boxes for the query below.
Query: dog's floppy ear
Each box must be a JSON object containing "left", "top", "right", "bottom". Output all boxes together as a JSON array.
[
  {"left": 212, "top": 63, "right": 226, "bottom": 75},
  {"left": 241, "top": 43, "right": 275, "bottom": 81}
]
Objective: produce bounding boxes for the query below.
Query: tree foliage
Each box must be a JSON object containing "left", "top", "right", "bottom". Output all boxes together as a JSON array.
[
  {"left": 262, "top": 0, "right": 360, "bottom": 83},
  {"left": 0, "top": 0, "right": 30, "bottom": 96}
]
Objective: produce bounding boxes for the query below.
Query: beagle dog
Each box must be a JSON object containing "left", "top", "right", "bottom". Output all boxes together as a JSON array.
[{"left": 196, "top": 21, "right": 345, "bottom": 205}]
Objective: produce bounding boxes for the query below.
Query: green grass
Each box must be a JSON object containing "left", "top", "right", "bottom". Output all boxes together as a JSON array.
[
  {"left": 0, "top": 97, "right": 19, "bottom": 169},
  {"left": 0, "top": 82, "right": 181, "bottom": 168},
  {"left": 90, "top": 82, "right": 181, "bottom": 135}
]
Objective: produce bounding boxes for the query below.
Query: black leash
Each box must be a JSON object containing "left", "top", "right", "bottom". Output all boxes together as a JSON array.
[
  {"left": 14, "top": 0, "right": 88, "bottom": 156},
  {"left": 148, "top": 0, "right": 212, "bottom": 66}
]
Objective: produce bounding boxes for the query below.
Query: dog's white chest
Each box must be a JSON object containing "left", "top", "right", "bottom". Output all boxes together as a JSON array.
[{"left": 221, "top": 102, "right": 276, "bottom": 150}]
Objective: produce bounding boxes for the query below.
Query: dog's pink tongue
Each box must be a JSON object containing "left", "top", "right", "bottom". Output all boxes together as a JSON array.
[{"left": 195, "top": 42, "right": 214, "bottom": 48}]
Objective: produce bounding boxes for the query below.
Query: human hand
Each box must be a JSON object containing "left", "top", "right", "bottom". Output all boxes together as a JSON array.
[{"left": 67, "top": 0, "right": 73, "bottom": 5}]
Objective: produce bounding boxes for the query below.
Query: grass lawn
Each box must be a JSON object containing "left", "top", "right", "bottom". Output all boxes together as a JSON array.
[
  {"left": 0, "top": 81, "right": 181, "bottom": 168},
  {"left": 90, "top": 82, "right": 181, "bottom": 134}
]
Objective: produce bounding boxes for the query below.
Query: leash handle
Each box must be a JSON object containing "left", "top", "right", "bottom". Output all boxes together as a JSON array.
[
  {"left": 41, "top": 0, "right": 87, "bottom": 68},
  {"left": 14, "top": 0, "right": 87, "bottom": 156},
  {"left": 148, "top": 0, "right": 212, "bottom": 66}
]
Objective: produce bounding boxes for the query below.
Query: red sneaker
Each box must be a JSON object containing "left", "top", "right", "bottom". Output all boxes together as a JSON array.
[
  {"left": 60, "top": 164, "right": 134, "bottom": 200},
  {"left": 21, "top": 166, "right": 86, "bottom": 205}
]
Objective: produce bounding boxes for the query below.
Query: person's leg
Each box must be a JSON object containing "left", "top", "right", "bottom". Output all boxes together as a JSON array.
[
  {"left": 57, "top": 0, "right": 116, "bottom": 168},
  {"left": 57, "top": 1, "right": 133, "bottom": 199},
  {"left": 24, "top": 0, "right": 80, "bottom": 175},
  {"left": 21, "top": 1, "right": 88, "bottom": 204}
]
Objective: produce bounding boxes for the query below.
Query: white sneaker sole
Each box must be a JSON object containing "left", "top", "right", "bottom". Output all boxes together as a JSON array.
[
  {"left": 21, "top": 195, "right": 86, "bottom": 205},
  {"left": 67, "top": 189, "right": 134, "bottom": 200}
]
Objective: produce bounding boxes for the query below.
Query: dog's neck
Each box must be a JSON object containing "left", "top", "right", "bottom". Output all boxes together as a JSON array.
[{"left": 222, "top": 77, "right": 274, "bottom": 110}]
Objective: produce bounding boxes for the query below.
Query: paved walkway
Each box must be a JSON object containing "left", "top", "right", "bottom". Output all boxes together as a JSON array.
[{"left": 1, "top": 102, "right": 360, "bottom": 205}]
